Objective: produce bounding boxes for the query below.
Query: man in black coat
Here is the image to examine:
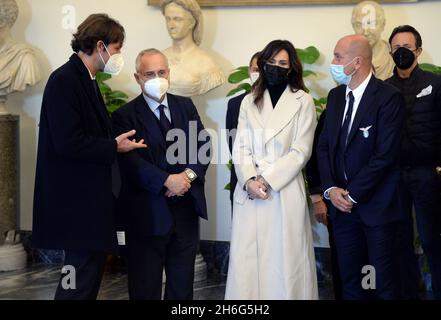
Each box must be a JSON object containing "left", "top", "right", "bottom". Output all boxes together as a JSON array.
[
  {"left": 225, "top": 52, "right": 260, "bottom": 206},
  {"left": 32, "top": 14, "right": 146, "bottom": 300},
  {"left": 112, "top": 49, "right": 211, "bottom": 300},
  {"left": 386, "top": 25, "right": 441, "bottom": 300}
]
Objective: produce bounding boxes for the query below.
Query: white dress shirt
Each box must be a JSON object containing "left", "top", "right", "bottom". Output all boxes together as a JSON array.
[
  {"left": 143, "top": 94, "right": 171, "bottom": 123},
  {"left": 342, "top": 72, "right": 372, "bottom": 134},
  {"left": 79, "top": 54, "right": 96, "bottom": 80}
]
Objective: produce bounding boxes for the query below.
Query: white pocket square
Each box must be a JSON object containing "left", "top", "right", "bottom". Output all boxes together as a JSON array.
[
  {"left": 359, "top": 125, "right": 372, "bottom": 138},
  {"left": 416, "top": 85, "right": 432, "bottom": 98}
]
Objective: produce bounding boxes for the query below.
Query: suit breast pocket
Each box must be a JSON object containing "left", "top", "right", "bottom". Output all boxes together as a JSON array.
[{"left": 358, "top": 124, "right": 374, "bottom": 141}]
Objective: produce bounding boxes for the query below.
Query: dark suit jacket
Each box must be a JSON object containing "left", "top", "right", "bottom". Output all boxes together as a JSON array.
[
  {"left": 226, "top": 92, "right": 247, "bottom": 202},
  {"left": 32, "top": 54, "right": 118, "bottom": 253},
  {"left": 111, "top": 93, "right": 210, "bottom": 237},
  {"left": 306, "top": 109, "right": 327, "bottom": 195},
  {"left": 317, "top": 75, "right": 406, "bottom": 226}
]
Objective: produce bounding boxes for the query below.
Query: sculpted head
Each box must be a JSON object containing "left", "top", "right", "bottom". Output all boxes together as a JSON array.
[
  {"left": 160, "top": 0, "right": 203, "bottom": 46},
  {"left": 0, "top": 0, "right": 19, "bottom": 29}
]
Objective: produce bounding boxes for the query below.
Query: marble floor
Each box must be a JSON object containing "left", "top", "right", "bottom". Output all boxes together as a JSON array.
[{"left": 0, "top": 264, "right": 335, "bottom": 300}]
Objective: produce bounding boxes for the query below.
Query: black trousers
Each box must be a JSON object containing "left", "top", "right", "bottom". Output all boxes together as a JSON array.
[
  {"left": 54, "top": 250, "right": 108, "bottom": 300},
  {"left": 327, "top": 218, "right": 343, "bottom": 300},
  {"left": 127, "top": 197, "right": 199, "bottom": 300},
  {"left": 397, "top": 165, "right": 441, "bottom": 299},
  {"left": 333, "top": 212, "right": 399, "bottom": 300}
]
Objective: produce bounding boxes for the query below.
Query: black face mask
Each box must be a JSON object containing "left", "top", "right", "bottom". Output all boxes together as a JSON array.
[
  {"left": 393, "top": 47, "right": 416, "bottom": 70},
  {"left": 264, "top": 64, "right": 289, "bottom": 86}
]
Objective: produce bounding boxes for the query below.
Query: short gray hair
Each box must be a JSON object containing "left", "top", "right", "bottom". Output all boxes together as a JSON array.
[
  {"left": 0, "top": 0, "right": 19, "bottom": 28},
  {"left": 135, "top": 49, "right": 169, "bottom": 73},
  {"left": 160, "top": 0, "right": 203, "bottom": 46}
]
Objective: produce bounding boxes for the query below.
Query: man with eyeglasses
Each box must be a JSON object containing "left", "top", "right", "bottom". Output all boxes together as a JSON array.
[
  {"left": 386, "top": 25, "right": 441, "bottom": 300},
  {"left": 111, "top": 48, "right": 210, "bottom": 300}
]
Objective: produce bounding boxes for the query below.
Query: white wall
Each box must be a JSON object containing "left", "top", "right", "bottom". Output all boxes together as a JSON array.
[{"left": 7, "top": 0, "right": 441, "bottom": 243}]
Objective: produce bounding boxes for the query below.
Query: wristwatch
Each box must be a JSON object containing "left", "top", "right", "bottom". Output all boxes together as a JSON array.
[{"left": 185, "top": 168, "right": 197, "bottom": 182}]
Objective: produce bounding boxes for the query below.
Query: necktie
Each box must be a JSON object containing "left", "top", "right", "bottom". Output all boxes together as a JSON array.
[
  {"left": 340, "top": 91, "right": 355, "bottom": 147},
  {"left": 158, "top": 104, "right": 172, "bottom": 138}
]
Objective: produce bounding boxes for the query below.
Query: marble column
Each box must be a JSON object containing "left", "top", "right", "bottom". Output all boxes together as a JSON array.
[{"left": 0, "top": 113, "right": 20, "bottom": 244}]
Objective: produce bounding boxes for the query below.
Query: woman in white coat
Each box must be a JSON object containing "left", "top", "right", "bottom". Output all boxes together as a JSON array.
[{"left": 225, "top": 40, "right": 318, "bottom": 300}]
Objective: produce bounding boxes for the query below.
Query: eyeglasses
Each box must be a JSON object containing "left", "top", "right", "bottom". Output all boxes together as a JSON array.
[
  {"left": 138, "top": 70, "right": 169, "bottom": 80},
  {"left": 391, "top": 46, "right": 418, "bottom": 54}
]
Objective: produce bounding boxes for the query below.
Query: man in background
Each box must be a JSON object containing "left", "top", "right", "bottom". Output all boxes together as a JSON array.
[
  {"left": 225, "top": 51, "right": 260, "bottom": 207},
  {"left": 386, "top": 25, "right": 441, "bottom": 300}
]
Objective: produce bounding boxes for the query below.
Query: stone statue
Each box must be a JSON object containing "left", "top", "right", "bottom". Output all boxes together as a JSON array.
[
  {"left": 160, "top": 0, "right": 225, "bottom": 97},
  {"left": 352, "top": 0, "right": 394, "bottom": 80},
  {"left": 0, "top": 0, "right": 41, "bottom": 114},
  {"left": 0, "top": 0, "right": 38, "bottom": 271}
]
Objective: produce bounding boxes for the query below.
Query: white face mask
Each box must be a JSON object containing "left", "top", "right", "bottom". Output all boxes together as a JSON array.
[
  {"left": 250, "top": 72, "right": 260, "bottom": 85},
  {"left": 144, "top": 77, "right": 169, "bottom": 101},
  {"left": 99, "top": 42, "right": 124, "bottom": 76}
]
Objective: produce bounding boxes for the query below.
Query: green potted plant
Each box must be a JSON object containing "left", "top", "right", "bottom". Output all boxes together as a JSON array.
[
  {"left": 420, "top": 63, "right": 441, "bottom": 75},
  {"left": 96, "top": 72, "right": 129, "bottom": 114}
]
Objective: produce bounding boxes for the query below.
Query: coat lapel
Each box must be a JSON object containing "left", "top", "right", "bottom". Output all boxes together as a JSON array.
[
  {"left": 167, "top": 94, "right": 183, "bottom": 131},
  {"left": 262, "top": 87, "right": 303, "bottom": 146},
  {"left": 134, "top": 95, "right": 166, "bottom": 151},
  {"left": 330, "top": 86, "right": 347, "bottom": 152},
  {"left": 69, "top": 54, "right": 111, "bottom": 133},
  {"left": 346, "top": 76, "right": 379, "bottom": 147}
]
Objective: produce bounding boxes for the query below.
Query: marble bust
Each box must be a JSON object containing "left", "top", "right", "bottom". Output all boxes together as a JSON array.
[
  {"left": 160, "top": 0, "right": 225, "bottom": 97},
  {"left": 352, "top": 0, "right": 394, "bottom": 80},
  {"left": 0, "top": 0, "right": 41, "bottom": 114}
]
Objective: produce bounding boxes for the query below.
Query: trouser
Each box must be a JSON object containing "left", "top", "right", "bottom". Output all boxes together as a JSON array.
[{"left": 54, "top": 250, "right": 107, "bottom": 300}]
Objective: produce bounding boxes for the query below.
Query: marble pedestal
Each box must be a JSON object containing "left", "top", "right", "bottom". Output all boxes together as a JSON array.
[
  {"left": 0, "top": 114, "right": 25, "bottom": 271},
  {"left": 0, "top": 244, "right": 26, "bottom": 272},
  {"left": 0, "top": 114, "right": 20, "bottom": 243},
  {"left": 194, "top": 253, "right": 207, "bottom": 282}
]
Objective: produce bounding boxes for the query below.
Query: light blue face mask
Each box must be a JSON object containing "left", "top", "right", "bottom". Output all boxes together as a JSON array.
[{"left": 329, "top": 57, "right": 358, "bottom": 85}]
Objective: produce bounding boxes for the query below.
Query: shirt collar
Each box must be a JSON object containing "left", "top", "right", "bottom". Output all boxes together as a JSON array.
[
  {"left": 77, "top": 54, "right": 96, "bottom": 80},
  {"left": 143, "top": 93, "right": 169, "bottom": 113},
  {"left": 392, "top": 64, "right": 422, "bottom": 80},
  {"left": 346, "top": 72, "right": 372, "bottom": 100}
]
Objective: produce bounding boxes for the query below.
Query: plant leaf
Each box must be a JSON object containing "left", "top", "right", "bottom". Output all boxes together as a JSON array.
[
  {"left": 227, "top": 159, "right": 233, "bottom": 171},
  {"left": 227, "top": 83, "right": 252, "bottom": 97},
  {"left": 107, "top": 104, "right": 122, "bottom": 114},
  {"left": 96, "top": 72, "right": 112, "bottom": 82},
  {"left": 98, "top": 83, "right": 112, "bottom": 95},
  {"left": 317, "top": 97, "right": 327, "bottom": 105},
  {"left": 313, "top": 97, "right": 327, "bottom": 107},
  {"left": 107, "top": 98, "right": 128, "bottom": 106},
  {"left": 297, "top": 46, "right": 320, "bottom": 65},
  {"left": 420, "top": 63, "right": 441, "bottom": 75},
  {"left": 228, "top": 66, "right": 249, "bottom": 84},
  {"left": 106, "top": 91, "right": 129, "bottom": 100},
  {"left": 224, "top": 183, "right": 231, "bottom": 191}
]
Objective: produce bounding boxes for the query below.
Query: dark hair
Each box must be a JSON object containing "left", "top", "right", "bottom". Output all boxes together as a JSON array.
[
  {"left": 253, "top": 40, "right": 305, "bottom": 109},
  {"left": 389, "top": 25, "right": 422, "bottom": 49},
  {"left": 71, "top": 13, "right": 125, "bottom": 55},
  {"left": 249, "top": 51, "right": 260, "bottom": 67}
]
